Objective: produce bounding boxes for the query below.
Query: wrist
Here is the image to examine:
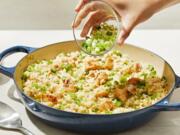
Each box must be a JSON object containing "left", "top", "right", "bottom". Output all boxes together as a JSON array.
[{"left": 154, "top": 0, "right": 180, "bottom": 11}]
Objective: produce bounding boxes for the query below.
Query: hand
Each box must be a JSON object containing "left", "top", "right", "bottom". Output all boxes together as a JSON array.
[
  {"left": 73, "top": 0, "right": 115, "bottom": 38},
  {"left": 73, "top": 0, "right": 180, "bottom": 45}
]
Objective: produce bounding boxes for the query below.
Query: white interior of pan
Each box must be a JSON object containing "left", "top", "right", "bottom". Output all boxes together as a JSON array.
[{"left": 115, "top": 44, "right": 165, "bottom": 78}]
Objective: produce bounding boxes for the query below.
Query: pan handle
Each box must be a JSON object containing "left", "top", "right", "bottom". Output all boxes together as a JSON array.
[
  {"left": 0, "top": 46, "right": 36, "bottom": 78},
  {"left": 154, "top": 74, "right": 180, "bottom": 111},
  {"left": 175, "top": 75, "right": 180, "bottom": 88},
  {"left": 154, "top": 101, "right": 180, "bottom": 111}
]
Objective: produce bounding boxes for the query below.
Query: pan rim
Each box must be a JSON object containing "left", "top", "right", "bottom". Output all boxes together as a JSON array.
[{"left": 13, "top": 40, "right": 176, "bottom": 117}]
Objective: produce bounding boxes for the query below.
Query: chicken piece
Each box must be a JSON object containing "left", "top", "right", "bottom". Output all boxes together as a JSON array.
[
  {"left": 104, "top": 56, "right": 113, "bottom": 70},
  {"left": 99, "top": 72, "right": 108, "bottom": 84},
  {"left": 96, "top": 91, "right": 109, "bottom": 98},
  {"left": 85, "top": 60, "right": 102, "bottom": 71},
  {"left": 64, "top": 85, "right": 77, "bottom": 92},
  {"left": 128, "top": 77, "right": 141, "bottom": 85},
  {"left": 49, "top": 86, "right": 56, "bottom": 94},
  {"left": 63, "top": 79, "right": 70, "bottom": 87},
  {"left": 88, "top": 71, "right": 96, "bottom": 78},
  {"left": 123, "top": 64, "right": 141, "bottom": 75},
  {"left": 123, "top": 67, "right": 133, "bottom": 75},
  {"left": 99, "top": 101, "right": 114, "bottom": 112},
  {"left": 95, "top": 72, "right": 108, "bottom": 86},
  {"left": 25, "top": 90, "right": 36, "bottom": 98},
  {"left": 147, "top": 77, "right": 161, "bottom": 85},
  {"left": 135, "top": 63, "right": 142, "bottom": 72},
  {"left": 85, "top": 56, "right": 113, "bottom": 71},
  {"left": 63, "top": 79, "right": 77, "bottom": 92},
  {"left": 126, "top": 84, "right": 137, "bottom": 95},
  {"left": 57, "top": 93, "right": 64, "bottom": 98},
  {"left": 33, "top": 92, "right": 42, "bottom": 99},
  {"left": 67, "top": 57, "right": 76, "bottom": 66},
  {"left": 43, "top": 94, "right": 58, "bottom": 104},
  {"left": 114, "top": 88, "right": 128, "bottom": 102},
  {"left": 54, "top": 64, "right": 59, "bottom": 69},
  {"left": 146, "top": 77, "right": 165, "bottom": 94}
]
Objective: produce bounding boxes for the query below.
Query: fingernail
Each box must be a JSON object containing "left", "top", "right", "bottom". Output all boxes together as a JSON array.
[
  {"left": 80, "top": 32, "right": 86, "bottom": 37},
  {"left": 117, "top": 37, "right": 124, "bottom": 45},
  {"left": 75, "top": 9, "right": 79, "bottom": 12},
  {"left": 75, "top": 7, "right": 79, "bottom": 12},
  {"left": 117, "top": 30, "right": 125, "bottom": 45},
  {"left": 119, "top": 30, "right": 125, "bottom": 38},
  {"left": 117, "top": 39, "right": 123, "bottom": 45},
  {"left": 72, "top": 21, "right": 78, "bottom": 28},
  {"left": 71, "top": 22, "right": 74, "bottom": 27},
  {"left": 72, "top": 24, "right": 76, "bottom": 28}
]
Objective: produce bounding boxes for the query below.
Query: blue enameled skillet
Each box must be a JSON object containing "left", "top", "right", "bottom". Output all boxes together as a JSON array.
[{"left": 0, "top": 41, "right": 180, "bottom": 133}]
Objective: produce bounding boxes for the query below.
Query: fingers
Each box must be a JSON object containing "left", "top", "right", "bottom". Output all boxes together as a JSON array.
[
  {"left": 117, "top": 17, "right": 137, "bottom": 45},
  {"left": 80, "top": 10, "right": 109, "bottom": 37},
  {"left": 80, "top": 12, "right": 98, "bottom": 37},
  {"left": 73, "top": 1, "right": 99, "bottom": 28},
  {"left": 117, "top": 29, "right": 128, "bottom": 45},
  {"left": 75, "top": 0, "right": 89, "bottom": 12}
]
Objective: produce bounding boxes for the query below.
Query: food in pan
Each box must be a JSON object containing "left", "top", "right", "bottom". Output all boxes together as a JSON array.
[
  {"left": 81, "top": 23, "right": 117, "bottom": 54},
  {"left": 22, "top": 50, "right": 168, "bottom": 114}
]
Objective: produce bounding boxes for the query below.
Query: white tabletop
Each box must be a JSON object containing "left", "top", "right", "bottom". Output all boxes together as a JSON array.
[{"left": 0, "top": 30, "right": 180, "bottom": 135}]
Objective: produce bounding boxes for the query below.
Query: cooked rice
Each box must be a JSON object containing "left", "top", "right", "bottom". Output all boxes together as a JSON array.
[{"left": 22, "top": 50, "right": 168, "bottom": 114}]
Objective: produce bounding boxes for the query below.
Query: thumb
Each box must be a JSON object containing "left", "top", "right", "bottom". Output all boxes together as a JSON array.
[{"left": 117, "top": 18, "right": 136, "bottom": 45}]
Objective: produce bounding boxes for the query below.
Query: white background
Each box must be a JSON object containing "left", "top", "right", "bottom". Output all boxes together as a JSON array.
[{"left": 0, "top": 0, "right": 179, "bottom": 29}]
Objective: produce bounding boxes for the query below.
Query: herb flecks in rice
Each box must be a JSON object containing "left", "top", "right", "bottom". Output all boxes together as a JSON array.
[{"left": 22, "top": 50, "right": 168, "bottom": 114}]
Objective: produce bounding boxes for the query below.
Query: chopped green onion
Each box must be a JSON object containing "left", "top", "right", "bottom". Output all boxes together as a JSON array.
[
  {"left": 27, "top": 64, "right": 35, "bottom": 72},
  {"left": 21, "top": 71, "right": 30, "bottom": 80},
  {"left": 119, "top": 74, "right": 130, "bottom": 85},
  {"left": 114, "top": 99, "right": 122, "bottom": 107},
  {"left": 112, "top": 50, "right": 122, "bottom": 57},
  {"left": 137, "top": 81, "right": 146, "bottom": 88},
  {"left": 51, "top": 68, "right": 57, "bottom": 73},
  {"left": 47, "top": 60, "right": 53, "bottom": 65},
  {"left": 81, "top": 23, "right": 117, "bottom": 54},
  {"left": 61, "top": 64, "right": 73, "bottom": 72}
]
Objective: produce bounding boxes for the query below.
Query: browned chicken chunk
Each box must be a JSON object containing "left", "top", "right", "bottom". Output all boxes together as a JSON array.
[
  {"left": 96, "top": 91, "right": 109, "bottom": 98},
  {"left": 99, "top": 100, "right": 114, "bottom": 111},
  {"left": 63, "top": 79, "right": 77, "bottom": 92},
  {"left": 43, "top": 94, "right": 58, "bottom": 104},
  {"left": 128, "top": 77, "right": 141, "bottom": 85},
  {"left": 146, "top": 77, "right": 166, "bottom": 95},
  {"left": 85, "top": 60, "right": 102, "bottom": 71},
  {"left": 114, "top": 88, "right": 128, "bottom": 102},
  {"left": 135, "top": 63, "right": 142, "bottom": 72},
  {"left": 126, "top": 84, "right": 137, "bottom": 95},
  {"left": 95, "top": 72, "right": 108, "bottom": 86},
  {"left": 104, "top": 56, "right": 113, "bottom": 70}
]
